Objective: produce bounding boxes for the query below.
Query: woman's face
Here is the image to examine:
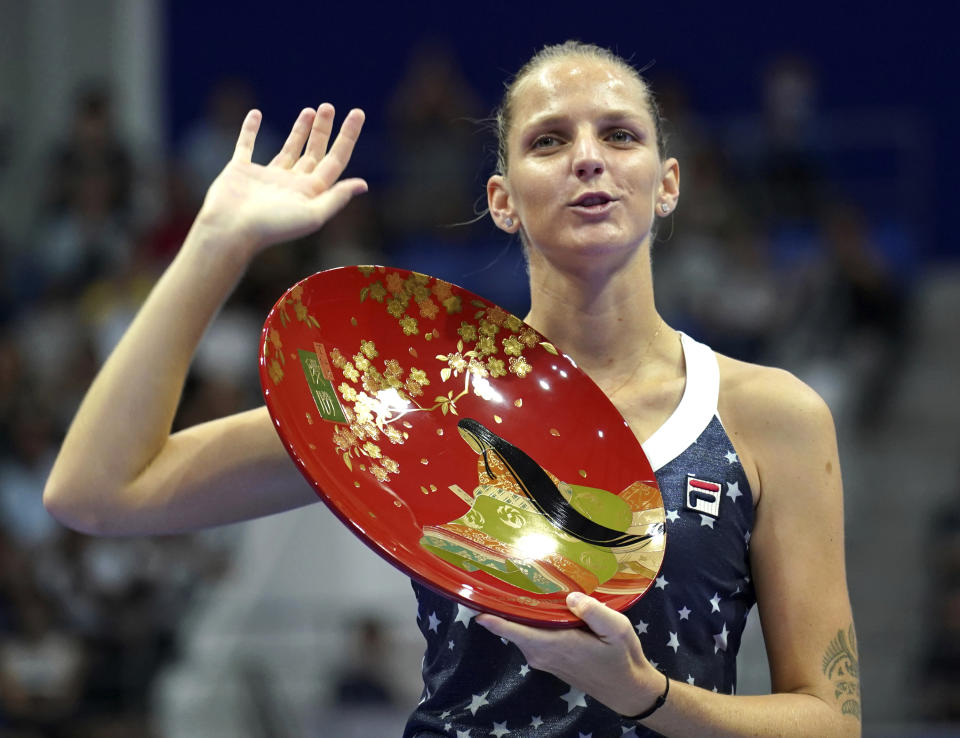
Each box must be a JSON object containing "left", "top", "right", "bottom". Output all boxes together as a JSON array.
[{"left": 490, "top": 57, "right": 678, "bottom": 271}]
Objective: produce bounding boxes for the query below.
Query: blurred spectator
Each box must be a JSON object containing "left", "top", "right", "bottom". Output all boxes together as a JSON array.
[
  {"left": 650, "top": 73, "right": 711, "bottom": 183},
  {"left": 725, "top": 54, "right": 829, "bottom": 283},
  {"left": 307, "top": 615, "right": 407, "bottom": 737},
  {"left": 31, "top": 164, "right": 134, "bottom": 300},
  {"left": 331, "top": 615, "right": 398, "bottom": 708},
  {"left": 41, "top": 85, "right": 134, "bottom": 223},
  {"left": 301, "top": 196, "right": 385, "bottom": 275},
  {"left": 0, "top": 399, "right": 62, "bottom": 553},
  {"left": 382, "top": 40, "right": 483, "bottom": 244},
  {"left": 919, "top": 499, "right": 960, "bottom": 720},
  {"left": 819, "top": 202, "right": 911, "bottom": 427},
  {"left": 0, "top": 586, "right": 87, "bottom": 737},
  {"left": 755, "top": 54, "right": 826, "bottom": 228},
  {"left": 137, "top": 162, "right": 198, "bottom": 268}
]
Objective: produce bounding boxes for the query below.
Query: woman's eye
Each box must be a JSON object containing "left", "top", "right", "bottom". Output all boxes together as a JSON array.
[
  {"left": 608, "top": 129, "right": 637, "bottom": 143},
  {"left": 532, "top": 135, "right": 561, "bottom": 149}
]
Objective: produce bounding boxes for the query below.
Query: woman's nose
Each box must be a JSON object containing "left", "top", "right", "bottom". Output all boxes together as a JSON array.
[{"left": 572, "top": 136, "right": 604, "bottom": 179}]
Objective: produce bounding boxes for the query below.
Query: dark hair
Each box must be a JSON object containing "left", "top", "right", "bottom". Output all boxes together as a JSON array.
[{"left": 493, "top": 41, "right": 666, "bottom": 175}]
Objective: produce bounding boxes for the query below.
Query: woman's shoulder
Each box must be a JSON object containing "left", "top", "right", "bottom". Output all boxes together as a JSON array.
[
  {"left": 715, "top": 351, "right": 835, "bottom": 432},
  {"left": 713, "top": 352, "right": 839, "bottom": 503}
]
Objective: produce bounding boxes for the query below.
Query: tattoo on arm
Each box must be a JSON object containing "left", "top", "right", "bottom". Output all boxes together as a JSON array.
[{"left": 822, "top": 624, "right": 861, "bottom": 720}]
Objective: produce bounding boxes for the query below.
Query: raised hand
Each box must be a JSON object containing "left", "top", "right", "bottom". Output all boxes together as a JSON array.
[{"left": 195, "top": 104, "right": 368, "bottom": 261}]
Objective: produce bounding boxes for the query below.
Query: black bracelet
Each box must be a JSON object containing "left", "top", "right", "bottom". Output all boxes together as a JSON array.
[{"left": 624, "top": 672, "right": 670, "bottom": 721}]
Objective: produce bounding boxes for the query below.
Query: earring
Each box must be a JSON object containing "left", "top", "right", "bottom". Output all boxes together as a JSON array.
[
  {"left": 660, "top": 203, "right": 670, "bottom": 213},
  {"left": 504, "top": 217, "right": 514, "bottom": 228}
]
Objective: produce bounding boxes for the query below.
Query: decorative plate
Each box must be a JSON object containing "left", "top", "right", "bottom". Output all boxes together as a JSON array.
[{"left": 259, "top": 266, "right": 665, "bottom": 626}]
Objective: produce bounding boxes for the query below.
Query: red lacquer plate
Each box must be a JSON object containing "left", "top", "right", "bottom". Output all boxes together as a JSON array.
[{"left": 259, "top": 266, "right": 665, "bottom": 627}]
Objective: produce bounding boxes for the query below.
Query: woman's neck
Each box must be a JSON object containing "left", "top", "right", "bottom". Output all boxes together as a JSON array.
[{"left": 522, "top": 247, "right": 679, "bottom": 392}]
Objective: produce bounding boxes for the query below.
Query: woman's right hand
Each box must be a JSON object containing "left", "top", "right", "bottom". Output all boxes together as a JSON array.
[
  {"left": 193, "top": 104, "right": 368, "bottom": 262},
  {"left": 44, "top": 104, "right": 367, "bottom": 536}
]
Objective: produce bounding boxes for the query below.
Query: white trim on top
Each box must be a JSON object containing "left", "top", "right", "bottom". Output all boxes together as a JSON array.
[{"left": 641, "top": 332, "right": 720, "bottom": 472}]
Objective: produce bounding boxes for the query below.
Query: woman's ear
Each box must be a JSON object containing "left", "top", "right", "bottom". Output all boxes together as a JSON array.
[
  {"left": 656, "top": 157, "right": 680, "bottom": 216},
  {"left": 487, "top": 175, "right": 518, "bottom": 233}
]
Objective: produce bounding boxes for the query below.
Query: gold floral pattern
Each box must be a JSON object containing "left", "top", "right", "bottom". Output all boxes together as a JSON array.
[
  {"left": 316, "top": 268, "right": 563, "bottom": 485},
  {"left": 268, "top": 360, "right": 284, "bottom": 384},
  {"left": 509, "top": 356, "right": 532, "bottom": 377},
  {"left": 458, "top": 322, "right": 477, "bottom": 342},
  {"left": 400, "top": 316, "right": 419, "bottom": 335},
  {"left": 418, "top": 299, "right": 439, "bottom": 319},
  {"left": 487, "top": 358, "right": 507, "bottom": 378},
  {"left": 502, "top": 336, "right": 523, "bottom": 356}
]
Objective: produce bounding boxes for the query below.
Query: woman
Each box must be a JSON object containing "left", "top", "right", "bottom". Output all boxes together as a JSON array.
[{"left": 44, "top": 42, "right": 859, "bottom": 737}]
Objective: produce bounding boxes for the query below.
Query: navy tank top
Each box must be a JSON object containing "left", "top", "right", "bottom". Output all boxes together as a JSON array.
[{"left": 403, "top": 333, "right": 756, "bottom": 738}]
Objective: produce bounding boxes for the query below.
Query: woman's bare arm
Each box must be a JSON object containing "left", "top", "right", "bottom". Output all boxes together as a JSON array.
[{"left": 44, "top": 105, "right": 367, "bottom": 535}]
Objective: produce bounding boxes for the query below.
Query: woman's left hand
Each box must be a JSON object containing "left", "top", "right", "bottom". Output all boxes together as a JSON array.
[{"left": 476, "top": 591, "right": 663, "bottom": 716}]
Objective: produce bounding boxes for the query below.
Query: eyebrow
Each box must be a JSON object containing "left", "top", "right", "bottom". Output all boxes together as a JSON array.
[{"left": 520, "top": 109, "right": 648, "bottom": 135}]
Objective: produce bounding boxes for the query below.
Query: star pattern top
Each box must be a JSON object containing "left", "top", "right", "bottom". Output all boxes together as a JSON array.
[{"left": 402, "top": 335, "right": 756, "bottom": 738}]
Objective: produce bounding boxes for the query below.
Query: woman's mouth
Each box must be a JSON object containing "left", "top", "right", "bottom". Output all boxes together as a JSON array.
[{"left": 569, "top": 192, "right": 617, "bottom": 215}]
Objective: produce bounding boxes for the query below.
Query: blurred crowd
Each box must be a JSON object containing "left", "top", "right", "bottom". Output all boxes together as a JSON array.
[{"left": 0, "top": 43, "right": 930, "bottom": 735}]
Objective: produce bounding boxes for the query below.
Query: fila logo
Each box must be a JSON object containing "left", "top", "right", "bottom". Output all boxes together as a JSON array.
[{"left": 686, "top": 476, "right": 721, "bottom": 517}]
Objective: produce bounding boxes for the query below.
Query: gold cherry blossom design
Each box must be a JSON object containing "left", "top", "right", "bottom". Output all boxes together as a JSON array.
[
  {"left": 458, "top": 322, "right": 477, "bottom": 342},
  {"left": 486, "top": 357, "right": 507, "bottom": 378},
  {"left": 342, "top": 363, "right": 360, "bottom": 382},
  {"left": 268, "top": 360, "right": 284, "bottom": 385},
  {"left": 467, "top": 358, "right": 488, "bottom": 378},
  {"left": 400, "top": 316, "right": 419, "bottom": 335},
  {"left": 409, "top": 368, "right": 429, "bottom": 385},
  {"left": 486, "top": 305, "right": 508, "bottom": 326},
  {"left": 386, "top": 272, "right": 405, "bottom": 294},
  {"left": 520, "top": 329, "right": 539, "bottom": 348},
  {"left": 476, "top": 335, "right": 497, "bottom": 356},
  {"left": 509, "top": 355, "right": 532, "bottom": 377},
  {"left": 418, "top": 299, "right": 439, "bottom": 319},
  {"left": 381, "top": 457, "right": 399, "bottom": 474},
  {"left": 502, "top": 336, "right": 523, "bottom": 357},
  {"left": 410, "top": 283, "right": 431, "bottom": 301},
  {"left": 387, "top": 297, "right": 407, "bottom": 318},
  {"left": 369, "top": 282, "right": 388, "bottom": 302},
  {"left": 262, "top": 329, "right": 286, "bottom": 382},
  {"left": 384, "top": 358, "right": 403, "bottom": 377},
  {"left": 442, "top": 295, "right": 462, "bottom": 314},
  {"left": 432, "top": 280, "right": 453, "bottom": 301}
]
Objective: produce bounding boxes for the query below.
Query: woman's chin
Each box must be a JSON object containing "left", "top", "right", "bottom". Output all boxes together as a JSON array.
[{"left": 529, "top": 235, "right": 648, "bottom": 276}]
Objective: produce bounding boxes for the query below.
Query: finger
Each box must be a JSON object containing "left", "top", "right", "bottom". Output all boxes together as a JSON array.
[
  {"left": 566, "top": 592, "right": 629, "bottom": 641},
  {"left": 306, "top": 177, "right": 369, "bottom": 225},
  {"left": 475, "top": 613, "right": 537, "bottom": 645},
  {"left": 269, "top": 108, "right": 316, "bottom": 168},
  {"left": 293, "top": 102, "right": 335, "bottom": 174},
  {"left": 231, "top": 110, "right": 262, "bottom": 163},
  {"left": 313, "top": 108, "right": 366, "bottom": 189}
]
